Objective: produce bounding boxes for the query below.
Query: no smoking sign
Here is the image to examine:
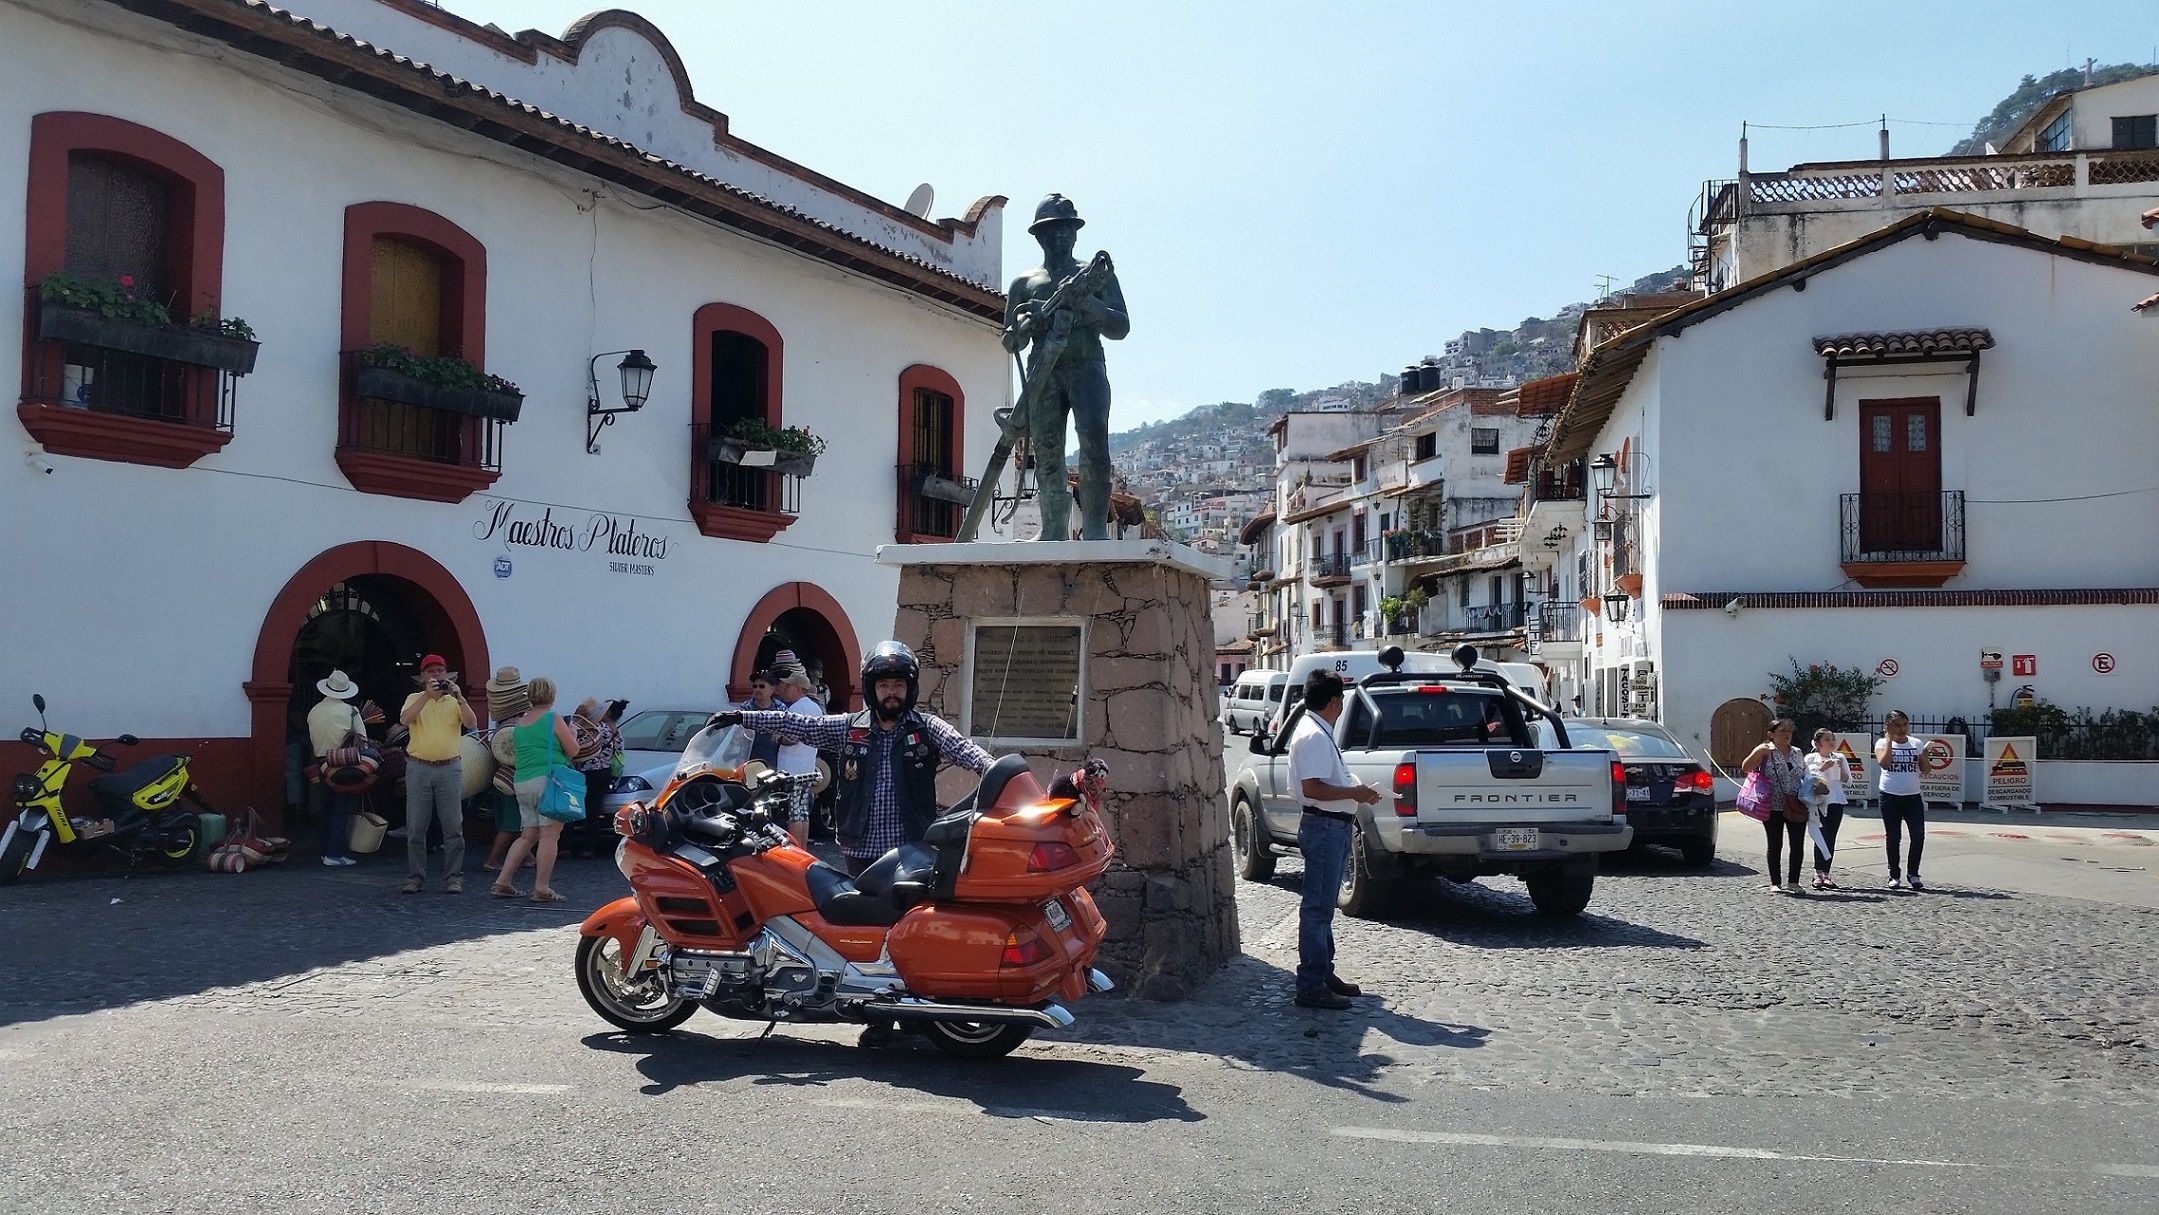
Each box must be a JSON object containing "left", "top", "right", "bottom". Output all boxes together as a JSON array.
[{"left": 1875, "top": 658, "right": 1900, "bottom": 679}]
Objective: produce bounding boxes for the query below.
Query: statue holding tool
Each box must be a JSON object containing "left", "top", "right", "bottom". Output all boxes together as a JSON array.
[{"left": 956, "top": 194, "right": 1129, "bottom": 542}]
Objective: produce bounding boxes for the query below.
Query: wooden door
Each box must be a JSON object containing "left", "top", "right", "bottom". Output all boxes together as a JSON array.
[
  {"left": 66, "top": 154, "right": 171, "bottom": 302},
  {"left": 1709, "top": 698, "right": 1771, "bottom": 769},
  {"left": 369, "top": 237, "right": 444, "bottom": 353},
  {"left": 1857, "top": 398, "right": 1942, "bottom": 553}
]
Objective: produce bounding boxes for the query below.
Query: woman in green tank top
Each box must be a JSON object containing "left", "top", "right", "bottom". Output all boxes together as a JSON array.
[{"left": 491, "top": 675, "right": 579, "bottom": 902}]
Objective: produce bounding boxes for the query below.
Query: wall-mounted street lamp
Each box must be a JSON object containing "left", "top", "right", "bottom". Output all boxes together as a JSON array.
[
  {"left": 586, "top": 348, "right": 657, "bottom": 453},
  {"left": 1590, "top": 451, "right": 1653, "bottom": 502},
  {"left": 1601, "top": 590, "right": 1631, "bottom": 622}
]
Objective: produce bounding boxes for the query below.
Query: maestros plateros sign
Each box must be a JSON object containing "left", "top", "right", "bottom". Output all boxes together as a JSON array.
[{"left": 474, "top": 498, "right": 671, "bottom": 577}]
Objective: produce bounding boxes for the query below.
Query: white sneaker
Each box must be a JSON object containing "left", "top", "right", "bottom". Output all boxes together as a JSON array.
[
  {"left": 322, "top": 856, "right": 341, "bottom": 867},
  {"left": 1888, "top": 876, "right": 1908, "bottom": 891}
]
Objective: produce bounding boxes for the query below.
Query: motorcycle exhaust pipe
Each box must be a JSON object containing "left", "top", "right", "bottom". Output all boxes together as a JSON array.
[{"left": 860, "top": 996, "right": 1077, "bottom": 1031}]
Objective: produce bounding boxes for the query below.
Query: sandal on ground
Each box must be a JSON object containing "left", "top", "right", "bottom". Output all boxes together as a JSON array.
[
  {"left": 530, "top": 889, "right": 565, "bottom": 903},
  {"left": 490, "top": 884, "right": 522, "bottom": 898}
]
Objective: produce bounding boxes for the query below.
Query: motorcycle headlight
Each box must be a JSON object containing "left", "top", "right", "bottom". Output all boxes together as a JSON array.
[
  {"left": 12, "top": 774, "right": 41, "bottom": 803},
  {"left": 611, "top": 774, "right": 652, "bottom": 795}
]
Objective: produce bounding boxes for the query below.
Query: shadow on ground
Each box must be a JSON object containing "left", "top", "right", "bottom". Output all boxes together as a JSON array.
[{"left": 584, "top": 1029, "right": 1205, "bottom": 1122}]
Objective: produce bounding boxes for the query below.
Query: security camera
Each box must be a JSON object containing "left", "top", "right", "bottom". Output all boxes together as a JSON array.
[
  {"left": 1723, "top": 598, "right": 1743, "bottom": 617},
  {"left": 25, "top": 451, "right": 53, "bottom": 475}
]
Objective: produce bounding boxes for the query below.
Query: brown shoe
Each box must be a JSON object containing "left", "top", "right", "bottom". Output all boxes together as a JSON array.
[
  {"left": 400, "top": 876, "right": 424, "bottom": 895},
  {"left": 443, "top": 877, "right": 463, "bottom": 895}
]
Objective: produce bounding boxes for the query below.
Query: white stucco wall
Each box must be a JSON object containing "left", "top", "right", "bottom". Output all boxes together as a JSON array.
[{"left": 0, "top": 2, "right": 1006, "bottom": 738}]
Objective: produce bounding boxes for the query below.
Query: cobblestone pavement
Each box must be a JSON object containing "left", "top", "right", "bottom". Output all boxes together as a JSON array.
[{"left": 3, "top": 810, "right": 2153, "bottom": 1112}]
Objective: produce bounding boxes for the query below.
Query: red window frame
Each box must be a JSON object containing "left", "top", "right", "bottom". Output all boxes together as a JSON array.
[
  {"left": 688, "top": 302, "right": 792, "bottom": 541},
  {"left": 17, "top": 112, "right": 229, "bottom": 467},
  {"left": 336, "top": 202, "right": 495, "bottom": 502},
  {"left": 895, "top": 363, "right": 967, "bottom": 543}
]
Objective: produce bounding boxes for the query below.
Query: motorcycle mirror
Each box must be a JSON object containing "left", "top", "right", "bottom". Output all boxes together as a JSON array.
[
  {"left": 32, "top": 694, "right": 45, "bottom": 714},
  {"left": 117, "top": 733, "right": 139, "bottom": 746}
]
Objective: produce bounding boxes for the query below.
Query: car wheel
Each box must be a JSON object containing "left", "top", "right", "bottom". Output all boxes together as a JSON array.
[
  {"left": 1524, "top": 871, "right": 1595, "bottom": 917},
  {"left": 1338, "top": 824, "right": 1404, "bottom": 920},
  {"left": 1231, "top": 797, "right": 1276, "bottom": 882},
  {"left": 1678, "top": 838, "right": 1716, "bottom": 868}
]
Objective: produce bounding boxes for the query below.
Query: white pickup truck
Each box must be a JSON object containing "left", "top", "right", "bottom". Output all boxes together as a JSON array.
[{"left": 1229, "top": 646, "right": 1631, "bottom": 917}]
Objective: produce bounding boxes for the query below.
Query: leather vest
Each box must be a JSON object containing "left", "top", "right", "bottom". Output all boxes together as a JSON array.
[{"left": 832, "top": 710, "right": 941, "bottom": 849}]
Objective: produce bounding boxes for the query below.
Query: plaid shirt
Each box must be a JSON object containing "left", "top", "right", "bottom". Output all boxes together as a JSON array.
[{"left": 737, "top": 709, "right": 991, "bottom": 858}]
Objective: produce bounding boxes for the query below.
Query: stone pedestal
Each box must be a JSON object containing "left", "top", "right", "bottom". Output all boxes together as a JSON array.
[{"left": 878, "top": 539, "right": 1240, "bottom": 999}]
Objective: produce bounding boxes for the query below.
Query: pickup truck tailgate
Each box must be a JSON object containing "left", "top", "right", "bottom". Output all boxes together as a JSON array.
[{"left": 1418, "top": 748, "right": 1615, "bottom": 824}]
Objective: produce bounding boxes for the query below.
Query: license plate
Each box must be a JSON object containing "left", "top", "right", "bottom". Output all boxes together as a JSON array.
[
  {"left": 1042, "top": 897, "right": 1071, "bottom": 932},
  {"left": 1626, "top": 786, "right": 1652, "bottom": 802},
  {"left": 1493, "top": 827, "right": 1539, "bottom": 851}
]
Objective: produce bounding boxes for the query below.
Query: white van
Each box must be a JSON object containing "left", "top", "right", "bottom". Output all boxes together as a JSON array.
[
  {"left": 1221, "top": 669, "right": 1291, "bottom": 735},
  {"left": 1262, "top": 647, "right": 1547, "bottom": 736}
]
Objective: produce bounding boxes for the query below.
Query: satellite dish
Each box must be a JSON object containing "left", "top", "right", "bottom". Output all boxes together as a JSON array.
[{"left": 903, "top": 183, "right": 935, "bottom": 218}]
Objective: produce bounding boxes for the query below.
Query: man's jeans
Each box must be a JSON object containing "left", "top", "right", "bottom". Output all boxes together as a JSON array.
[
  {"left": 321, "top": 787, "right": 356, "bottom": 861},
  {"left": 405, "top": 759, "right": 465, "bottom": 882},
  {"left": 1296, "top": 813, "right": 1353, "bottom": 994}
]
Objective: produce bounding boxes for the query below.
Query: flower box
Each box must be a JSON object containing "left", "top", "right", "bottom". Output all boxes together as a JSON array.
[
  {"left": 354, "top": 365, "right": 523, "bottom": 423},
  {"left": 1614, "top": 573, "right": 1643, "bottom": 597},
  {"left": 710, "top": 435, "right": 816, "bottom": 477},
  {"left": 39, "top": 302, "right": 259, "bottom": 375}
]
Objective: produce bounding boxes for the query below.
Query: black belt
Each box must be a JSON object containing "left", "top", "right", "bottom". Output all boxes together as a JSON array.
[{"left": 1302, "top": 806, "right": 1355, "bottom": 822}]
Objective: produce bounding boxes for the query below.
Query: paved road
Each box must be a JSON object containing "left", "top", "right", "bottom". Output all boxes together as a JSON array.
[{"left": 2, "top": 781, "right": 2155, "bottom": 1212}]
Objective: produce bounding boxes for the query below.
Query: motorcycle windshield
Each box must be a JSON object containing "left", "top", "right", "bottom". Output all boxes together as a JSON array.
[{"left": 673, "top": 723, "right": 754, "bottom": 784}]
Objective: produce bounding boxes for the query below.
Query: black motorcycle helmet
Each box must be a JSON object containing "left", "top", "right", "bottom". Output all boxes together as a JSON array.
[{"left": 861, "top": 640, "right": 920, "bottom": 715}]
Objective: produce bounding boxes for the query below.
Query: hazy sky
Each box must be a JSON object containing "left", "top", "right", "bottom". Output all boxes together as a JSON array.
[{"left": 444, "top": 0, "right": 2152, "bottom": 427}]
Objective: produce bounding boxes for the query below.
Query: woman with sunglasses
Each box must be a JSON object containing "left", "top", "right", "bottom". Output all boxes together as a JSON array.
[{"left": 1741, "top": 717, "right": 1809, "bottom": 894}]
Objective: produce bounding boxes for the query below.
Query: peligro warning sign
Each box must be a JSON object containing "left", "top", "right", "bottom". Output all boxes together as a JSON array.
[{"left": 1983, "top": 735, "right": 2036, "bottom": 806}]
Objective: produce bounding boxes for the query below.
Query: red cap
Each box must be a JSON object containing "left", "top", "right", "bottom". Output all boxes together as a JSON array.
[{"left": 418, "top": 653, "right": 448, "bottom": 671}]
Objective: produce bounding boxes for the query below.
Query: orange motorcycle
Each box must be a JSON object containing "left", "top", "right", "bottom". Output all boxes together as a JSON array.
[{"left": 576, "top": 724, "right": 1114, "bottom": 1058}]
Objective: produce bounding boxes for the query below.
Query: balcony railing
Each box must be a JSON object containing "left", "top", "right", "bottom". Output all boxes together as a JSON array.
[
  {"left": 1531, "top": 602, "right": 1583, "bottom": 644},
  {"left": 1310, "top": 551, "right": 1353, "bottom": 583},
  {"left": 1353, "top": 538, "right": 1382, "bottom": 566},
  {"left": 1841, "top": 491, "right": 1965, "bottom": 563},
  {"left": 693, "top": 422, "right": 802, "bottom": 516},
  {"left": 1382, "top": 530, "right": 1450, "bottom": 561},
  {"left": 901, "top": 462, "right": 974, "bottom": 540}
]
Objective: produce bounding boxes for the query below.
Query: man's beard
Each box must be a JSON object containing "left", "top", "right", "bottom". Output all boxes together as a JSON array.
[{"left": 876, "top": 695, "right": 907, "bottom": 722}]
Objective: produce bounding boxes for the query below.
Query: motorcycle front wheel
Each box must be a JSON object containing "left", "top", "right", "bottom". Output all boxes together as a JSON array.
[
  {"left": 0, "top": 821, "right": 35, "bottom": 885},
  {"left": 920, "top": 1020, "right": 1034, "bottom": 1059},
  {"left": 575, "top": 934, "right": 696, "bottom": 1033}
]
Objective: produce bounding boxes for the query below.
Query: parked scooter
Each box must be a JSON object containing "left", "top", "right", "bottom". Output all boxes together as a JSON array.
[
  {"left": 1, "top": 695, "right": 209, "bottom": 883},
  {"left": 576, "top": 724, "right": 1114, "bottom": 1058}
]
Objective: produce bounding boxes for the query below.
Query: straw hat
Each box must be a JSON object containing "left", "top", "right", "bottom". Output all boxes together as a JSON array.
[
  {"left": 315, "top": 670, "right": 359, "bottom": 700},
  {"left": 769, "top": 648, "right": 811, "bottom": 693},
  {"left": 485, "top": 665, "right": 529, "bottom": 723}
]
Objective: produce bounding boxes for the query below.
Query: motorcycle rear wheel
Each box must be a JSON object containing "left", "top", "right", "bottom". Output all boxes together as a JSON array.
[
  {"left": 152, "top": 814, "right": 201, "bottom": 866},
  {"left": 920, "top": 1020, "right": 1034, "bottom": 1059},
  {"left": 575, "top": 934, "right": 696, "bottom": 1033}
]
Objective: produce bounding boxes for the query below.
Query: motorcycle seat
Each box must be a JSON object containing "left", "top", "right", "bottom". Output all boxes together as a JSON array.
[
  {"left": 803, "top": 859, "right": 914, "bottom": 927},
  {"left": 90, "top": 756, "right": 183, "bottom": 807}
]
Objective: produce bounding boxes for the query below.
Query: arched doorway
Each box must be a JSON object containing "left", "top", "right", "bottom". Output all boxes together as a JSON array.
[
  {"left": 730, "top": 582, "right": 862, "bottom": 711},
  {"left": 1709, "top": 697, "right": 1772, "bottom": 770},
  {"left": 244, "top": 542, "right": 487, "bottom": 824}
]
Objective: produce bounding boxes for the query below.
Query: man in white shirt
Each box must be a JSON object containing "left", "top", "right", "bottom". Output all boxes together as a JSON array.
[
  {"left": 769, "top": 655, "right": 822, "bottom": 844},
  {"left": 1284, "top": 669, "right": 1382, "bottom": 1010}
]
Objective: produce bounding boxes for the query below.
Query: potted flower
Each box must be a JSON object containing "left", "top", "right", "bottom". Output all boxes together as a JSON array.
[
  {"left": 353, "top": 344, "right": 523, "bottom": 422},
  {"left": 711, "top": 418, "right": 826, "bottom": 477},
  {"left": 38, "top": 271, "right": 259, "bottom": 375}
]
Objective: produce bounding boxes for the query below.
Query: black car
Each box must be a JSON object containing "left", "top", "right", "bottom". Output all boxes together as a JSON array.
[{"left": 1543, "top": 717, "right": 1718, "bottom": 867}]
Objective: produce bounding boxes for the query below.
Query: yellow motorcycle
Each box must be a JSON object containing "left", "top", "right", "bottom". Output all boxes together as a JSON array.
[{"left": 1, "top": 694, "right": 208, "bottom": 883}]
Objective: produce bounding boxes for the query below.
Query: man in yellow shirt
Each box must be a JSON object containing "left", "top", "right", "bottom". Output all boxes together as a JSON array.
[{"left": 399, "top": 653, "right": 476, "bottom": 894}]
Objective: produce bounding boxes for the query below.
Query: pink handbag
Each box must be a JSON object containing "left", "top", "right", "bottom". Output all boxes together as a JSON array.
[{"left": 1736, "top": 770, "right": 1773, "bottom": 821}]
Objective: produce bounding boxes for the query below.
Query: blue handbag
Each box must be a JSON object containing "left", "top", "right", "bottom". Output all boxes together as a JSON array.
[{"left": 540, "top": 764, "right": 585, "bottom": 822}]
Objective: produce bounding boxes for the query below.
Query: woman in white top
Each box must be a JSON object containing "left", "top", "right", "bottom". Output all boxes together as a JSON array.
[
  {"left": 1803, "top": 728, "right": 1853, "bottom": 890},
  {"left": 1874, "top": 709, "right": 1927, "bottom": 891}
]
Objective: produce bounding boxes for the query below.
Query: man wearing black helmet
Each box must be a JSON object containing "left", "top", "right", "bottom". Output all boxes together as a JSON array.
[{"left": 712, "top": 641, "right": 992, "bottom": 876}]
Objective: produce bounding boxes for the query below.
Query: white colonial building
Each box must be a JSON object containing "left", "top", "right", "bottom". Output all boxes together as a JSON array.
[
  {"left": 0, "top": 0, "right": 1013, "bottom": 819},
  {"left": 1544, "top": 209, "right": 2159, "bottom": 802}
]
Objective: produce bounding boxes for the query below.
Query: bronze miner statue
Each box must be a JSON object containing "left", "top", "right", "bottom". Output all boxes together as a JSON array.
[{"left": 957, "top": 193, "right": 1130, "bottom": 542}]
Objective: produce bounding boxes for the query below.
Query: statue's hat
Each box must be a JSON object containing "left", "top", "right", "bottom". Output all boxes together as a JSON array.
[{"left": 1028, "top": 193, "right": 1086, "bottom": 234}]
